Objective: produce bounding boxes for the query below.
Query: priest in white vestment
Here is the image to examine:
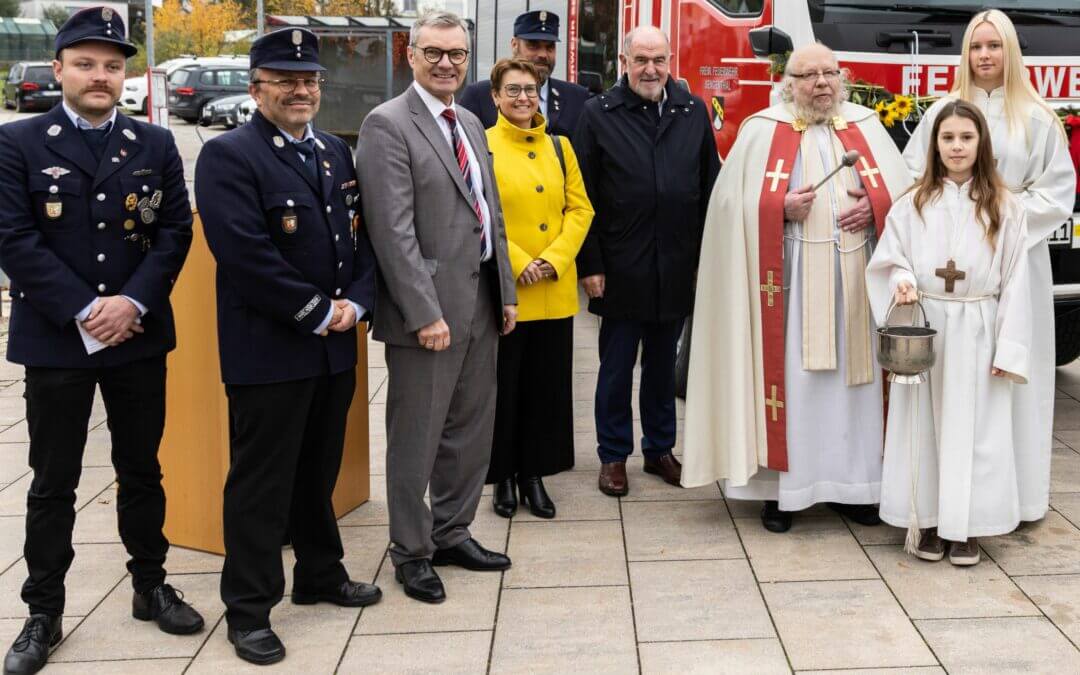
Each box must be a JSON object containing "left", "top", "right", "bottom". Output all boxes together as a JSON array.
[
  {"left": 869, "top": 99, "right": 1031, "bottom": 565},
  {"left": 902, "top": 10, "right": 1076, "bottom": 523},
  {"left": 681, "top": 44, "right": 912, "bottom": 532}
]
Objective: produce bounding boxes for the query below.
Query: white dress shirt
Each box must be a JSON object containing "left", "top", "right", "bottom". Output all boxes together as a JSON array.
[{"left": 412, "top": 81, "right": 494, "bottom": 261}]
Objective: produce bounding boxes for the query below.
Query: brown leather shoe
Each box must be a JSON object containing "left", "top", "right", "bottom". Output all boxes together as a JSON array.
[
  {"left": 643, "top": 453, "right": 682, "bottom": 487},
  {"left": 598, "top": 462, "right": 628, "bottom": 497}
]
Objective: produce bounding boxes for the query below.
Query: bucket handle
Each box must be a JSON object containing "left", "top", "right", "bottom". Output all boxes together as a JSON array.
[{"left": 884, "top": 299, "right": 930, "bottom": 328}]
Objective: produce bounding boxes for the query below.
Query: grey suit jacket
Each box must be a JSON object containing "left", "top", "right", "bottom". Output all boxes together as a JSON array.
[{"left": 356, "top": 86, "right": 517, "bottom": 347}]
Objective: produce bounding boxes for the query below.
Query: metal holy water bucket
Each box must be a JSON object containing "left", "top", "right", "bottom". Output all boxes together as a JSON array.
[{"left": 876, "top": 301, "right": 937, "bottom": 384}]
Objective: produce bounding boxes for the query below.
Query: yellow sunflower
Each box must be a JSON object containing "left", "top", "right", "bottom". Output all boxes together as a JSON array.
[
  {"left": 875, "top": 100, "right": 889, "bottom": 123},
  {"left": 892, "top": 95, "right": 914, "bottom": 118},
  {"left": 883, "top": 107, "right": 900, "bottom": 128}
]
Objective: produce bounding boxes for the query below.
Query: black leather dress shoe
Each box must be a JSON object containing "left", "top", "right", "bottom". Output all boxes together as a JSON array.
[
  {"left": 827, "top": 502, "right": 882, "bottom": 526},
  {"left": 394, "top": 560, "right": 446, "bottom": 604},
  {"left": 132, "top": 584, "right": 204, "bottom": 635},
  {"left": 761, "top": 500, "right": 793, "bottom": 533},
  {"left": 292, "top": 580, "right": 382, "bottom": 607},
  {"left": 431, "top": 538, "right": 511, "bottom": 571},
  {"left": 517, "top": 475, "right": 555, "bottom": 519},
  {"left": 3, "top": 614, "right": 61, "bottom": 675},
  {"left": 228, "top": 627, "right": 285, "bottom": 665},
  {"left": 493, "top": 478, "right": 517, "bottom": 518}
]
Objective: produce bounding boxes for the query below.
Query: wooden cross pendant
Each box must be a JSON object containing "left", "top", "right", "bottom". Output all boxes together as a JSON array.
[{"left": 934, "top": 259, "right": 966, "bottom": 293}]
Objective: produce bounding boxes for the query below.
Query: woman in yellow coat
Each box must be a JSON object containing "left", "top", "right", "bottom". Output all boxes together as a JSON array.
[{"left": 485, "top": 58, "right": 594, "bottom": 519}]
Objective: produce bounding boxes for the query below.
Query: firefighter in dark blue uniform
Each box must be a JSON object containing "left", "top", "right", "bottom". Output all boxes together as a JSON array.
[
  {"left": 0, "top": 8, "right": 202, "bottom": 675},
  {"left": 194, "top": 27, "right": 380, "bottom": 666}
]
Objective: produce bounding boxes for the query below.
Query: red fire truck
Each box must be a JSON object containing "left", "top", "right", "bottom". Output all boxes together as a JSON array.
[{"left": 612, "top": 0, "right": 1080, "bottom": 369}]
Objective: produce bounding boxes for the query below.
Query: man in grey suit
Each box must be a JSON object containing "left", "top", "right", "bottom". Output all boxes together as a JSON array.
[{"left": 356, "top": 10, "right": 518, "bottom": 604}]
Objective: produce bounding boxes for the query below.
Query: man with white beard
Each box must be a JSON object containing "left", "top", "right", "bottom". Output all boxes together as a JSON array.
[{"left": 681, "top": 44, "right": 911, "bottom": 532}]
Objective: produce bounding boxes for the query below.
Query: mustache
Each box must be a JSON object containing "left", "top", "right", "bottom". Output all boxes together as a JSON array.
[{"left": 285, "top": 97, "right": 314, "bottom": 105}]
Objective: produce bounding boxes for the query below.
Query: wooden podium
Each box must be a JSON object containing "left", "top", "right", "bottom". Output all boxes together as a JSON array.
[{"left": 158, "top": 213, "right": 370, "bottom": 555}]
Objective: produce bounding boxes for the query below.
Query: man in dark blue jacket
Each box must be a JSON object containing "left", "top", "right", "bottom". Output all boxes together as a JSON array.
[
  {"left": 0, "top": 8, "right": 202, "bottom": 674},
  {"left": 195, "top": 27, "right": 380, "bottom": 666},
  {"left": 459, "top": 10, "right": 588, "bottom": 137}
]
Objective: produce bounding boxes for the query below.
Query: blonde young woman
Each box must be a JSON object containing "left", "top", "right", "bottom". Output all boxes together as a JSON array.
[
  {"left": 902, "top": 9, "right": 1075, "bottom": 524},
  {"left": 484, "top": 59, "right": 594, "bottom": 519}
]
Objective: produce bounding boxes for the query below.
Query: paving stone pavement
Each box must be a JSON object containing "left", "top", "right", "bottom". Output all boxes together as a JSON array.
[{"left": 0, "top": 306, "right": 1078, "bottom": 674}]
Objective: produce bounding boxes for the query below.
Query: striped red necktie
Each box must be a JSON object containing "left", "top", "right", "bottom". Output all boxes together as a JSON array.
[{"left": 440, "top": 108, "right": 487, "bottom": 256}]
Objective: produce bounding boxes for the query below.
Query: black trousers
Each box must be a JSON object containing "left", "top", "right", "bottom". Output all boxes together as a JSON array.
[
  {"left": 487, "top": 317, "right": 575, "bottom": 483},
  {"left": 595, "top": 318, "right": 683, "bottom": 464},
  {"left": 221, "top": 369, "right": 355, "bottom": 631},
  {"left": 21, "top": 356, "right": 169, "bottom": 616}
]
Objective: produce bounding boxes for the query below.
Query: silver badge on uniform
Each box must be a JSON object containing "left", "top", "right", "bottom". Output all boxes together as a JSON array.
[
  {"left": 149, "top": 190, "right": 163, "bottom": 210},
  {"left": 122, "top": 129, "right": 136, "bottom": 141},
  {"left": 47, "top": 125, "right": 61, "bottom": 137},
  {"left": 292, "top": 30, "right": 303, "bottom": 46},
  {"left": 102, "top": 7, "right": 113, "bottom": 21},
  {"left": 273, "top": 136, "right": 285, "bottom": 148},
  {"left": 41, "top": 166, "right": 70, "bottom": 179},
  {"left": 314, "top": 138, "right": 326, "bottom": 150}
]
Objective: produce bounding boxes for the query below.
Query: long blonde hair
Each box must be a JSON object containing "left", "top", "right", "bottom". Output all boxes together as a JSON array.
[{"left": 952, "top": 10, "right": 1064, "bottom": 139}]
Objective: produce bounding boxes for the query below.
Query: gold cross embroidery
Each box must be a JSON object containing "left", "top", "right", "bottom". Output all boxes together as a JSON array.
[
  {"left": 858, "top": 157, "right": 881, "bottom": 189},
  {"left": 760, "top": 270, "right": 781, "bottom": 307},
  {"left": 765, "top": 385, "right": 785, "bottom": 422},
  {"left": 765, "top": 159, "right": 790, "bottom": 193}
]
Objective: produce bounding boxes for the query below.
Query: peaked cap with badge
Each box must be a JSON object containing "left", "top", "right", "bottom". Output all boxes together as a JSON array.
[
  {"left": 514, "top": 9, "right": 561, "bottom": 41},
  {"left": 249, "top": 27, "right": 326, "bottom": 72},
  {"left": 55, "top": 5, "right": 138, "bottom": 57},
  {"left": 0, "top": 6, "right": 192, "bottom": 369}
]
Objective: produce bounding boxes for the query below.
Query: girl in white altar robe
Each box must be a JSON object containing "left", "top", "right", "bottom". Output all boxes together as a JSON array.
[{"left": 866, "top": 100, "right": 1031, "bottom": 567}]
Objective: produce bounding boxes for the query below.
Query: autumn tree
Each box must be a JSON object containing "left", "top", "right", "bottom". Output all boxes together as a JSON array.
[
  {"left": 319, "top": 0, "right": 398, "bottom": 15},
  {"left": 154, "top": 0, "right": 248, "bottom": 61}
]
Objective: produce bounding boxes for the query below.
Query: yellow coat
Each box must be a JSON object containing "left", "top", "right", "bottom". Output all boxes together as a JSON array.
[{"left": 487, "top": 113, "right": 594, "bottom": 322}]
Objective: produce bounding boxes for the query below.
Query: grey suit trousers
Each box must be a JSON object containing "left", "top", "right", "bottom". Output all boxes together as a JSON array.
[{"left": 385, "top": 271, "right": 498, "bottom": 566}]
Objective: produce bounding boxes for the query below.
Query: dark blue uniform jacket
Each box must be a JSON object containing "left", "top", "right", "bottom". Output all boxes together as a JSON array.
[
  {"left": 0, "top": 105, "right": 193, "bottom": 368},
  {"left": 195, "top": 110, "right": 376, "bottom": 386}
]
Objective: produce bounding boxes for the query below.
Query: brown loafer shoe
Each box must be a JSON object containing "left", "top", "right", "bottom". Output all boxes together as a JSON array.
[
  {"left": 598, "top": 462, "right": 628, "bottom": 497},
  {"left": 643, "top": 454, "right": 682, "bottom": 487},
  {"left": 949, "top": 538, "right": 980, "bottom": 566},
  {"left": 914, "top": 528, "right": 945, "bottom": 562}
]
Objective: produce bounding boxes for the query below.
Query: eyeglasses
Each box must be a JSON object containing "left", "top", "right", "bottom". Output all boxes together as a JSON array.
[
  {"left": 502, "top": 84, "right": 539, "bottom": 98},
  {"left": 414, "top": 46, "right": 469, "bottom": 65},
  {"left": 251, "top": 77, "right": 325, "bottom": 92},
  {"left": 788, "top": 69, "right": 842, "bottom": 82}
]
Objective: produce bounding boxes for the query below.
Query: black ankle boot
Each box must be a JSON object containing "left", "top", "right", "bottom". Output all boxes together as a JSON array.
[
  {"left": 493, "top": 478, "right": 517, "bottom": 518},
  {"left": 518, "top": 475, "right": 556, "bottom": 519}
]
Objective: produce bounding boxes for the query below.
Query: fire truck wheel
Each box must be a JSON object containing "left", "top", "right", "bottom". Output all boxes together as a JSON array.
[{"left": 1056, "top": 306, "right": 1080, "bottom": 367}]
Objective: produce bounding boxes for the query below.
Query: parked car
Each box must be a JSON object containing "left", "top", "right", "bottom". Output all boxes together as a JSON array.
[
  {"left": 200, "top": 94, "right": 253, "bottom": 129},
  {"left": 167, "top": 63, "right": 250, "bottom": 123},
  {"left": 2, "top": 62, "right": 62, "bottom": 112},
  {"left": 234, "top": 96, "right": 256, "bottom": 126},
  {"left": 121, "top": 55, "right": 248, "bottom": 115}
]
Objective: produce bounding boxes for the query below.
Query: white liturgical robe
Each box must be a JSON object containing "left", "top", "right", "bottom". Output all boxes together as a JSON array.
[
  {"left": 867, "top": 183, "right": 1031, "bottom": 541},
  {"left": 903, "top": 91, "right": 1075, "bottom": 521}
]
